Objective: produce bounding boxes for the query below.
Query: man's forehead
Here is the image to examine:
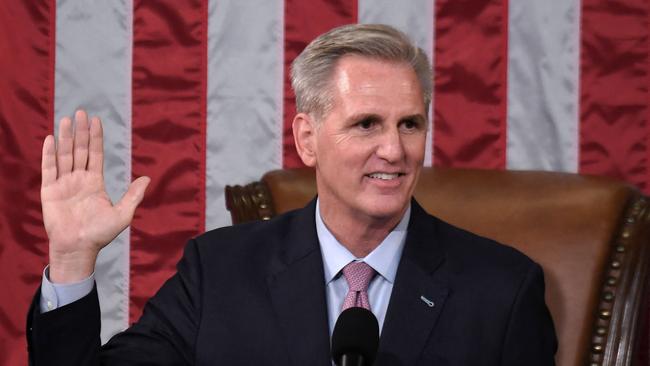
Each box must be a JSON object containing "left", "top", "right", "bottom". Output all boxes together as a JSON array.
[
  {"left": 332, "top": 57, "right": 417, "bottom": 89},
  {"left": 330, "top": 57, "right": 424, "bottom": 103}
]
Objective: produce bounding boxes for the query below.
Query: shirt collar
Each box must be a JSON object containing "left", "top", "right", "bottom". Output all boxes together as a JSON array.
[{"left": 316, "top": 199, "right": 410, "bottom": 285}]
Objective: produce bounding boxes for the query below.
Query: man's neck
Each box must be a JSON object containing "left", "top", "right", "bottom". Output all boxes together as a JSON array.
[{"left": 318, "top": 202, "right": 407, "bottom": 258}]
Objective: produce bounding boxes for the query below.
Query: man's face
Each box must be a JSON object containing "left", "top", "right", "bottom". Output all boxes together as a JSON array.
[{"left": 301, "top": 55, "right": 427, "bottom": 224}]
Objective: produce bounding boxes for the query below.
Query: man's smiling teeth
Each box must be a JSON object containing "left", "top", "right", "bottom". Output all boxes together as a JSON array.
[{"left": 367, "top": 172, "right": 401, "bottom": 180}]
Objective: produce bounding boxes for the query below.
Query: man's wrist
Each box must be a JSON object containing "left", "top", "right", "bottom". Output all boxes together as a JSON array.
[{"left": 48, "top": 248, "right": 98, "bottom": 284}]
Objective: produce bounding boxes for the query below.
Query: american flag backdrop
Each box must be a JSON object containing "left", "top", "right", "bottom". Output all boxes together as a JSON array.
[{"left": 1, "top": 0, "right": 649, "bottom": 364}]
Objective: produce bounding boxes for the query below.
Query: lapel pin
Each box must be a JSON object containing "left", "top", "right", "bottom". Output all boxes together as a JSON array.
[{"left": 420, "top": 295, "right": 435, "bottom": 307}]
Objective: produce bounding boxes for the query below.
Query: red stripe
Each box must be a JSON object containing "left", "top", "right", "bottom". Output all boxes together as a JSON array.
[
  {"left": 580, "top": 5, "right": 650, "bottom": 361},
  {"left": 199, "top": 1, "right": 207, "bottom": 228},
  {"left": 0, "top": 1, "right": 55, "bottom": 364},
  {"left": 579, "top": 0, "right": 649, "bottom": 192},
  {"left": 433, "top": 0, "right": 508, "bottom": 169},
  {"left": 282, "top": 0, "right": 358, "bottom": 168},
  {"left": 130, "top": 0, "right": 207, "bottom": 322}
]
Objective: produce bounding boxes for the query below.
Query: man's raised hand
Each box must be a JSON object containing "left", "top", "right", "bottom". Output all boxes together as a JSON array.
[{"left": 41, "top": 110, "right": 150, "bottom": 283}]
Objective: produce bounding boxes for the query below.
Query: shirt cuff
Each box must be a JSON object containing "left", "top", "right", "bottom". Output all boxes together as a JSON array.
[{"left": 39, "top": 265, "right": 95, "bottom": 313}]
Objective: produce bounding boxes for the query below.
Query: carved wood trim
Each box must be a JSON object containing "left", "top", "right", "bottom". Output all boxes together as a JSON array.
[
  {"left": 225, "top": 181, "right": 275, "bottom": 224},
  {"left": 588, "top": 196, "right": 650, "bottom": 366}
]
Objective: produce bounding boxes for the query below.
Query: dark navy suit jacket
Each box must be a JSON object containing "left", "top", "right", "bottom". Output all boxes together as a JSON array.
[{"left": 28, "top": 199, "right": 557, "bottom": 365}]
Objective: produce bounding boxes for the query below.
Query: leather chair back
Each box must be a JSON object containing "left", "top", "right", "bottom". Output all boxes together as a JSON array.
[{"left": 225, "top": 167, "right": 650, "bottom": 366}]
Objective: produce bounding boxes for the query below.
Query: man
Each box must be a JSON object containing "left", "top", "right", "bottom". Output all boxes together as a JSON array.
[{"left": 28, "top": 24, "right": 557, "bottom": 365}]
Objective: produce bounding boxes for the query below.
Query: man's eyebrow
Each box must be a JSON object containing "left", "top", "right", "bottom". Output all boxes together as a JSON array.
[
  {"left": 344, "top": 113, "right": 382, "bottom": 124},
  {"left": 399, "top": 114, "right": 427, "bottom": 124},
  {"left": 343, "top": 113, "right": 427, "bottom": 125}
]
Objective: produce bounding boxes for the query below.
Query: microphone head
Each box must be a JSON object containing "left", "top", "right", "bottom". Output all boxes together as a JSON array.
[{"left": 331, "top": 307, "right": 380, "bottom": 365}]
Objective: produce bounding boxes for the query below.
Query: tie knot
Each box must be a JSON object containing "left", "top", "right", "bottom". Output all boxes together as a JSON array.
[{"left": 342, "top": 261, "right": 376, "bottom": 292}]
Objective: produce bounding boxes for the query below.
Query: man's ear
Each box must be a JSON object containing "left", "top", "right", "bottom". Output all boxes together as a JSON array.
[{"left": 292, "top": 113, "right": 317, "bottom": 167}]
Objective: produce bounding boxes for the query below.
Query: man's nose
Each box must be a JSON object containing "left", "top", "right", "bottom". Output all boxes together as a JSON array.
[{"left": 375, "top": 127, "right": 405, "bottom": 162}]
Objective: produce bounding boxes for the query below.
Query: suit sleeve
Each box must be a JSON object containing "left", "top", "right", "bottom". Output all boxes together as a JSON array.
[
  {"left": 27, "top": 238, "right": 204, "bottom": 366},
  {"left": 501, "top": 263, "right": 558, "bottom": 366}
]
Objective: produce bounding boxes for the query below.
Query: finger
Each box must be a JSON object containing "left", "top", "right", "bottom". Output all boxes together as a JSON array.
[
  {"left": 87, "top": 116, "right": 104, "bottom": 174},
  {"left": 41, "top": 135, "right": 57, "bottom": 187},
  {"left": 115, "top": 176, "right": 151, "bottom": 226},
  {"left": 56, "top": 117, "right": 74, "bottom": 177},
  {"left": 73, "top": 110, "right": 90, "bottom": 171}
]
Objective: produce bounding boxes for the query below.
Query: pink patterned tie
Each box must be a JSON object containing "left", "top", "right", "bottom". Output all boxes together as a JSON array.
[{"left": 341, "top": 261, "right": 376, "bottom": 311}]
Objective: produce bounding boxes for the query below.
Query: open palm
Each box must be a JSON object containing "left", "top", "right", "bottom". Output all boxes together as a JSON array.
[{"left": 41, "top": 111, "right": 149, "bottom": 283}]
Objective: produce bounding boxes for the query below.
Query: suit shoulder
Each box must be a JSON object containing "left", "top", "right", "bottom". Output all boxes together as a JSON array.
[
  {"left": 431, "top": 215, "right": 537, "bottom": 275},
  {"left": 190, "top": 207, "right": 305, "bottom": 256}
]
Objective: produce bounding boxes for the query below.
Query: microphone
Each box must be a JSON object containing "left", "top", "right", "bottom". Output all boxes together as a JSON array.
[{"left": 331, "top": 307, "right": 379, "bottom": 366}]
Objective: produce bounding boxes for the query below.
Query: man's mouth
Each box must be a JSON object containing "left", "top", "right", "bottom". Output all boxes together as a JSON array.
[{"left": 366, "top": 172, "right": 404, "bottom": 180}]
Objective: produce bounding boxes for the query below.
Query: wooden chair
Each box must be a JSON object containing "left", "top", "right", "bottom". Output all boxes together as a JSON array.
[{"left": 225, "top": 167, "right": 650, "bottom": 366}]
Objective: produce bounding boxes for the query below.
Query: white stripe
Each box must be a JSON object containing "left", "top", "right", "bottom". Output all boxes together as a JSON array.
[
  {"left": 54, "top": 0, "right": 132, "bottom": 342},
  {"left": 205, "top": 0, "right": 284, "bottom": 229},
  {"left": 358, "top": 0, "right": 435, "bottom": 167},
  {"left": 506, "top": 0, "right": 581, "bottom": 172},
  {"left": 429, "top": 3, "right": 436, "bottom": 168}
]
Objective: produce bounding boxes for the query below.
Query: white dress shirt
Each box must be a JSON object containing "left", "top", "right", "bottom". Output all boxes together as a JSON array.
[{"left": 316, "top": 199, "right": 409, "bottom": 336}]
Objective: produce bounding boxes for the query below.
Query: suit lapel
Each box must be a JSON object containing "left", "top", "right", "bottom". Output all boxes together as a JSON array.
[
  {"left": 377, "top": 201, "right": 450, "bottom": 365},
  {"left": 266, "top": 199, "right": 331, "bottom": 366}
]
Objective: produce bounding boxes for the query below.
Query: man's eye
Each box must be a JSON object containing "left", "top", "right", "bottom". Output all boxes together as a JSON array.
[
  {"left": 357, "top": 119, "right": 375, "bottom": 129},
  {"left": 401, "top": 119, "right": 418, "bottom": 130}
]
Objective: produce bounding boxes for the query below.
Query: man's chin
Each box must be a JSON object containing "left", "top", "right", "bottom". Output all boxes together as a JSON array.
[{"left": 360, "top": 200, "right": 410, "bottom": 222}]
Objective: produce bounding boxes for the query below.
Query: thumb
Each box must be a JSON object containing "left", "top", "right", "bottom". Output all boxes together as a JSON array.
[{"left": 115, "top": 176, "right": 151, "bottom": 224}]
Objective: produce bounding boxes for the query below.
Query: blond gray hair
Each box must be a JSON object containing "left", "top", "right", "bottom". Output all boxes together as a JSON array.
[{"left": 290, "top": 23, "right": 432, "bottom": 120}]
